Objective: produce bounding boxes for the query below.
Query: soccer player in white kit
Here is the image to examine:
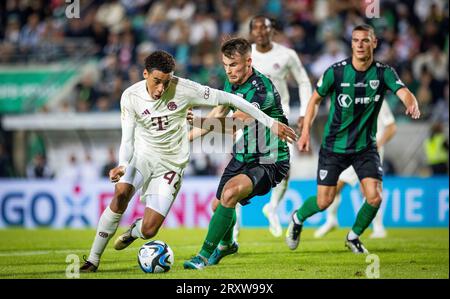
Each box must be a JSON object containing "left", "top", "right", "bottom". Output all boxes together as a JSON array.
[
  {"left": 314, "top": 100, "right": 397, "bottom": 239},
  {"left": 233, "top": 15, "right": 313, "bottom": 238},
  {"left": 79, "top": 50, "right": 297, "bottom": 272}
]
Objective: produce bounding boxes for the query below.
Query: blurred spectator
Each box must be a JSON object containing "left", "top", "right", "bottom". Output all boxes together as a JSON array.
[
  {"left": 424, "top": 122, "right": 449, "bottom": 175},
  {"left": 95, "top": 0, "right": 126, "bottom": 30},
  {"left": 58, "top": 154, "right": 81, "bottom": 181},
  {"left": 101, "top": 147, "right": 118, "bottom": 178},
  {"left": 74, "top": 74, "right": 99, "bottom": 111},
  {"left": 26, "top": 153, "right": 53, "bottom": 179},
  {"left": 81, "top": 152, "right": 100, "bottom": 181},
  {"left": 431, "top": 82, "right": 449, "bottom": 124},
  {"left": 310, "top": 38, "right": 347, "bottom": 79},
  {"left": 0, "top": 143, "right": 14, "bottom": 177},
  {"left": 413, "top": 44, "right": 448, "bottom": 82},
  {"left": 166, "top": 0, "right": 196, "bottom": 22}
]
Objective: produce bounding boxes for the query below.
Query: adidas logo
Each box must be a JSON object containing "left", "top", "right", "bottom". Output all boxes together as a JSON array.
[{"left": 141, "top": 109, "right": 151, "bottom": 116}]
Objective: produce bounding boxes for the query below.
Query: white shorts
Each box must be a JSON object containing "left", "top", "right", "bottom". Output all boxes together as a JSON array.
[{"left": 118, "top": 157, "right": 184, "bottom": 217}]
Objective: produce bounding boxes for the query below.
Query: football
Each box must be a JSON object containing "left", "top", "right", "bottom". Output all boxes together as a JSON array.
[{"left": 137, "top": 240, "right": 174, "bottom": 273}]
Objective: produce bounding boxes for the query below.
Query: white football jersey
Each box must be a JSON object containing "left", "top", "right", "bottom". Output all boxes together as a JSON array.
[
  {"left": 119, "top": 77, "right": 275, "bottom": 172},
  {"left": 120, "top": 78, "right": 219, "bottom": 169},
  {"left": 251, "top": 42, "right": 312, "bottom": 117}
]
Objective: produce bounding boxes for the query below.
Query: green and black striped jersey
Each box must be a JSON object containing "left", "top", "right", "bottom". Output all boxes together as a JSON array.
[
  {"left": 316, "top": 58, "right": 405, "bottom": 154},
  {"left": 224, "top": 68, "right": 289, "bottom": 163}
]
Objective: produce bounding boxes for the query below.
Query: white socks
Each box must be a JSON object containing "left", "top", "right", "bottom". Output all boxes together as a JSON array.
[
  {"left": 88, "top": 206, "right": 122, "bottom": 266},
  {"left": 347, "top": 230, "right": 359, "bottom": 240},
  {"left": 131, "top": 218, "right": 144, "bottom": 239},
  {"left": 269, "top": 177, "right": 289, "bottom": 209},
  {"left": 293, "top": 213, "right": 302, "bottom": 225}
]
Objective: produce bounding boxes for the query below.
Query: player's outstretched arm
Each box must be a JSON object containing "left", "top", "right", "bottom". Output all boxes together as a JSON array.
[
  {"left": 215, "top": 90, "right": 297, "bottom": 143},
  {"left": 396, "top": 88, "right": 421, "bottom": 119},
  {"left": 298, "top": 90, "right": 323, "bottom": 152},
  {"left": 188, "top": 106, "right": 231, "bottom": 141}
]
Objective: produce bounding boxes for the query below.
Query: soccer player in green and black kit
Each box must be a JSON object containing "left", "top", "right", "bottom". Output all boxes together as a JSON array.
[
  {"left": 184, "top": 38, "right": 294, "bottom": 269},
  {"left": 286, "top": 24, "right": 420, "bottom": 253}
]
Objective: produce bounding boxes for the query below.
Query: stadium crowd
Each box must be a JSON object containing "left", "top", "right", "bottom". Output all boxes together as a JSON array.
[{"left": 0, "top": 0, "right": 448, "bottom": 178}]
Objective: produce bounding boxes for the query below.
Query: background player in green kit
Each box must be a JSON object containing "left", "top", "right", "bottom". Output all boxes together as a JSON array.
[
  {"left": 286, "top": 24, "right": 421, "bottom": 254},
  {"left": 185, "top": 38, "right": 294, "bottom": 269}
]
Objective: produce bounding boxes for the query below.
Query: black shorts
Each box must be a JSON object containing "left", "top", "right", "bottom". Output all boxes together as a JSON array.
[
  {"left": 317, "top": 147, "right": 383, "bottom": 186},
  {"left": 216, "top": 157, "right": 290, "bottom": 206}
]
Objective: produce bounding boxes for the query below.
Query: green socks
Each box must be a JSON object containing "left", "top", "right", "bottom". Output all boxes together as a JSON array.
[
  {"left": 199, "top": 205, "right": 235, "bottom": 258},
  {"left": 220, "top": 210, "right": 237, "bottom": 246},
  {"left": 296, "top": 196, "right": 321, "bottom": 223},
  {"left": 352, "top": 201, "right": 379, "bottom": 236}
]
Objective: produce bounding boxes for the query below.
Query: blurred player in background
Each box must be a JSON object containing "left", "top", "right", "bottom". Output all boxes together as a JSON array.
[
  {"left": 185, "top": 38, "right": 295, "bottom": 270},
  {"left": 314, "top": 101, "right": 397, "bottom": 239},
  {"left": 231, "top": 15, "right": 312, "bottom": 239},
  {"left": 79, "top": 50, "right": 296, "bottom": 272},
  {"left": 286, "top": 24, "right": 420, "bottom": 254}
]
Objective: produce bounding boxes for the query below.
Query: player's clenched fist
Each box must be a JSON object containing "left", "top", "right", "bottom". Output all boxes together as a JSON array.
[
  {"left": 271, "top": 121, "right": 298, "bottom": 144},
  {"left": 109, "top": 166, "right": 126, "bottom": 183}
]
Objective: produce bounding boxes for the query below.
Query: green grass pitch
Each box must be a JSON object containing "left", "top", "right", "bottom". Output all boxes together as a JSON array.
[{"left": 0, "top": 228, "right": 447, "bottom": 279}]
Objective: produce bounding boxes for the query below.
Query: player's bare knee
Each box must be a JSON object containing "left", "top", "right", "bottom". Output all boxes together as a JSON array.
[
  {"left": 367, "top": 194, "right": 382, "bottom": 207},
  {"left": 221, "top": 187, "right": 239, "bottom": 207},
  {"left": 317, "top": 196, "right": 334, "bottom": 210}
]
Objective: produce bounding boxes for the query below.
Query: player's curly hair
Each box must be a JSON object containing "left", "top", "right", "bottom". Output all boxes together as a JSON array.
[
  {"left": 221, "top": 38, "right": 252, "bottom": 58},
  {"left": 144, "top": 50, "right": 175, "bottom": 73}
]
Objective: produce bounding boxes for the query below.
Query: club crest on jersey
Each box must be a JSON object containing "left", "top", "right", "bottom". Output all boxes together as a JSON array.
[
  {"left": 273, "top": 63, "right": 280, "bottom": 70},
  {"left": 167, "top": 101, "right": 177, "bottom": 111},
  {"left": 369, "top": 80, "right": 379, "bottom": 89},
  {"left": 319, "top": 169, "right": 328, "bottom": 180}
]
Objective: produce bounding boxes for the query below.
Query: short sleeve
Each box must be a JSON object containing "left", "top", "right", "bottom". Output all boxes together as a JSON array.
[
  {"left": 383, "top": 66, "right": 406, "bottom": 93},
  {"left": 316, "top": 67, "right": 334, "bottom": 97}
]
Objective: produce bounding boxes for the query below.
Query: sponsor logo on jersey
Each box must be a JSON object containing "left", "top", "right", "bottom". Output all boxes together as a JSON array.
[
  {"left": 167, "top": 101, "right": 178, "bottom": 111},
  {"left": 337, "top": 94, "right": 353, "bottom": 108},
  {"left": 203, "top": 87, "right": 210, "bottom": 99},
  {"left": 338, "top": 94, "right": 381, "bottom": 106},
  {"left": 141, "top": 109, "right": 151, "bottom": 116},
  {"left": 354, "top": 82, "right": 367, "bottom": 88},
  {"left": 319, "top": 169, "right": 328, "bottom": 180},
  {"left": 252, "top": 102, "right": 261, "bottom": 109},
  {"left": 355, "top": 94, "right": 381, "bottom": 104},
  {"left": 341, "top": 83, "right": 350, "bottom": 87},
  {"left": 369, "top": 80, "right": 379, "bottom": 89}
]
